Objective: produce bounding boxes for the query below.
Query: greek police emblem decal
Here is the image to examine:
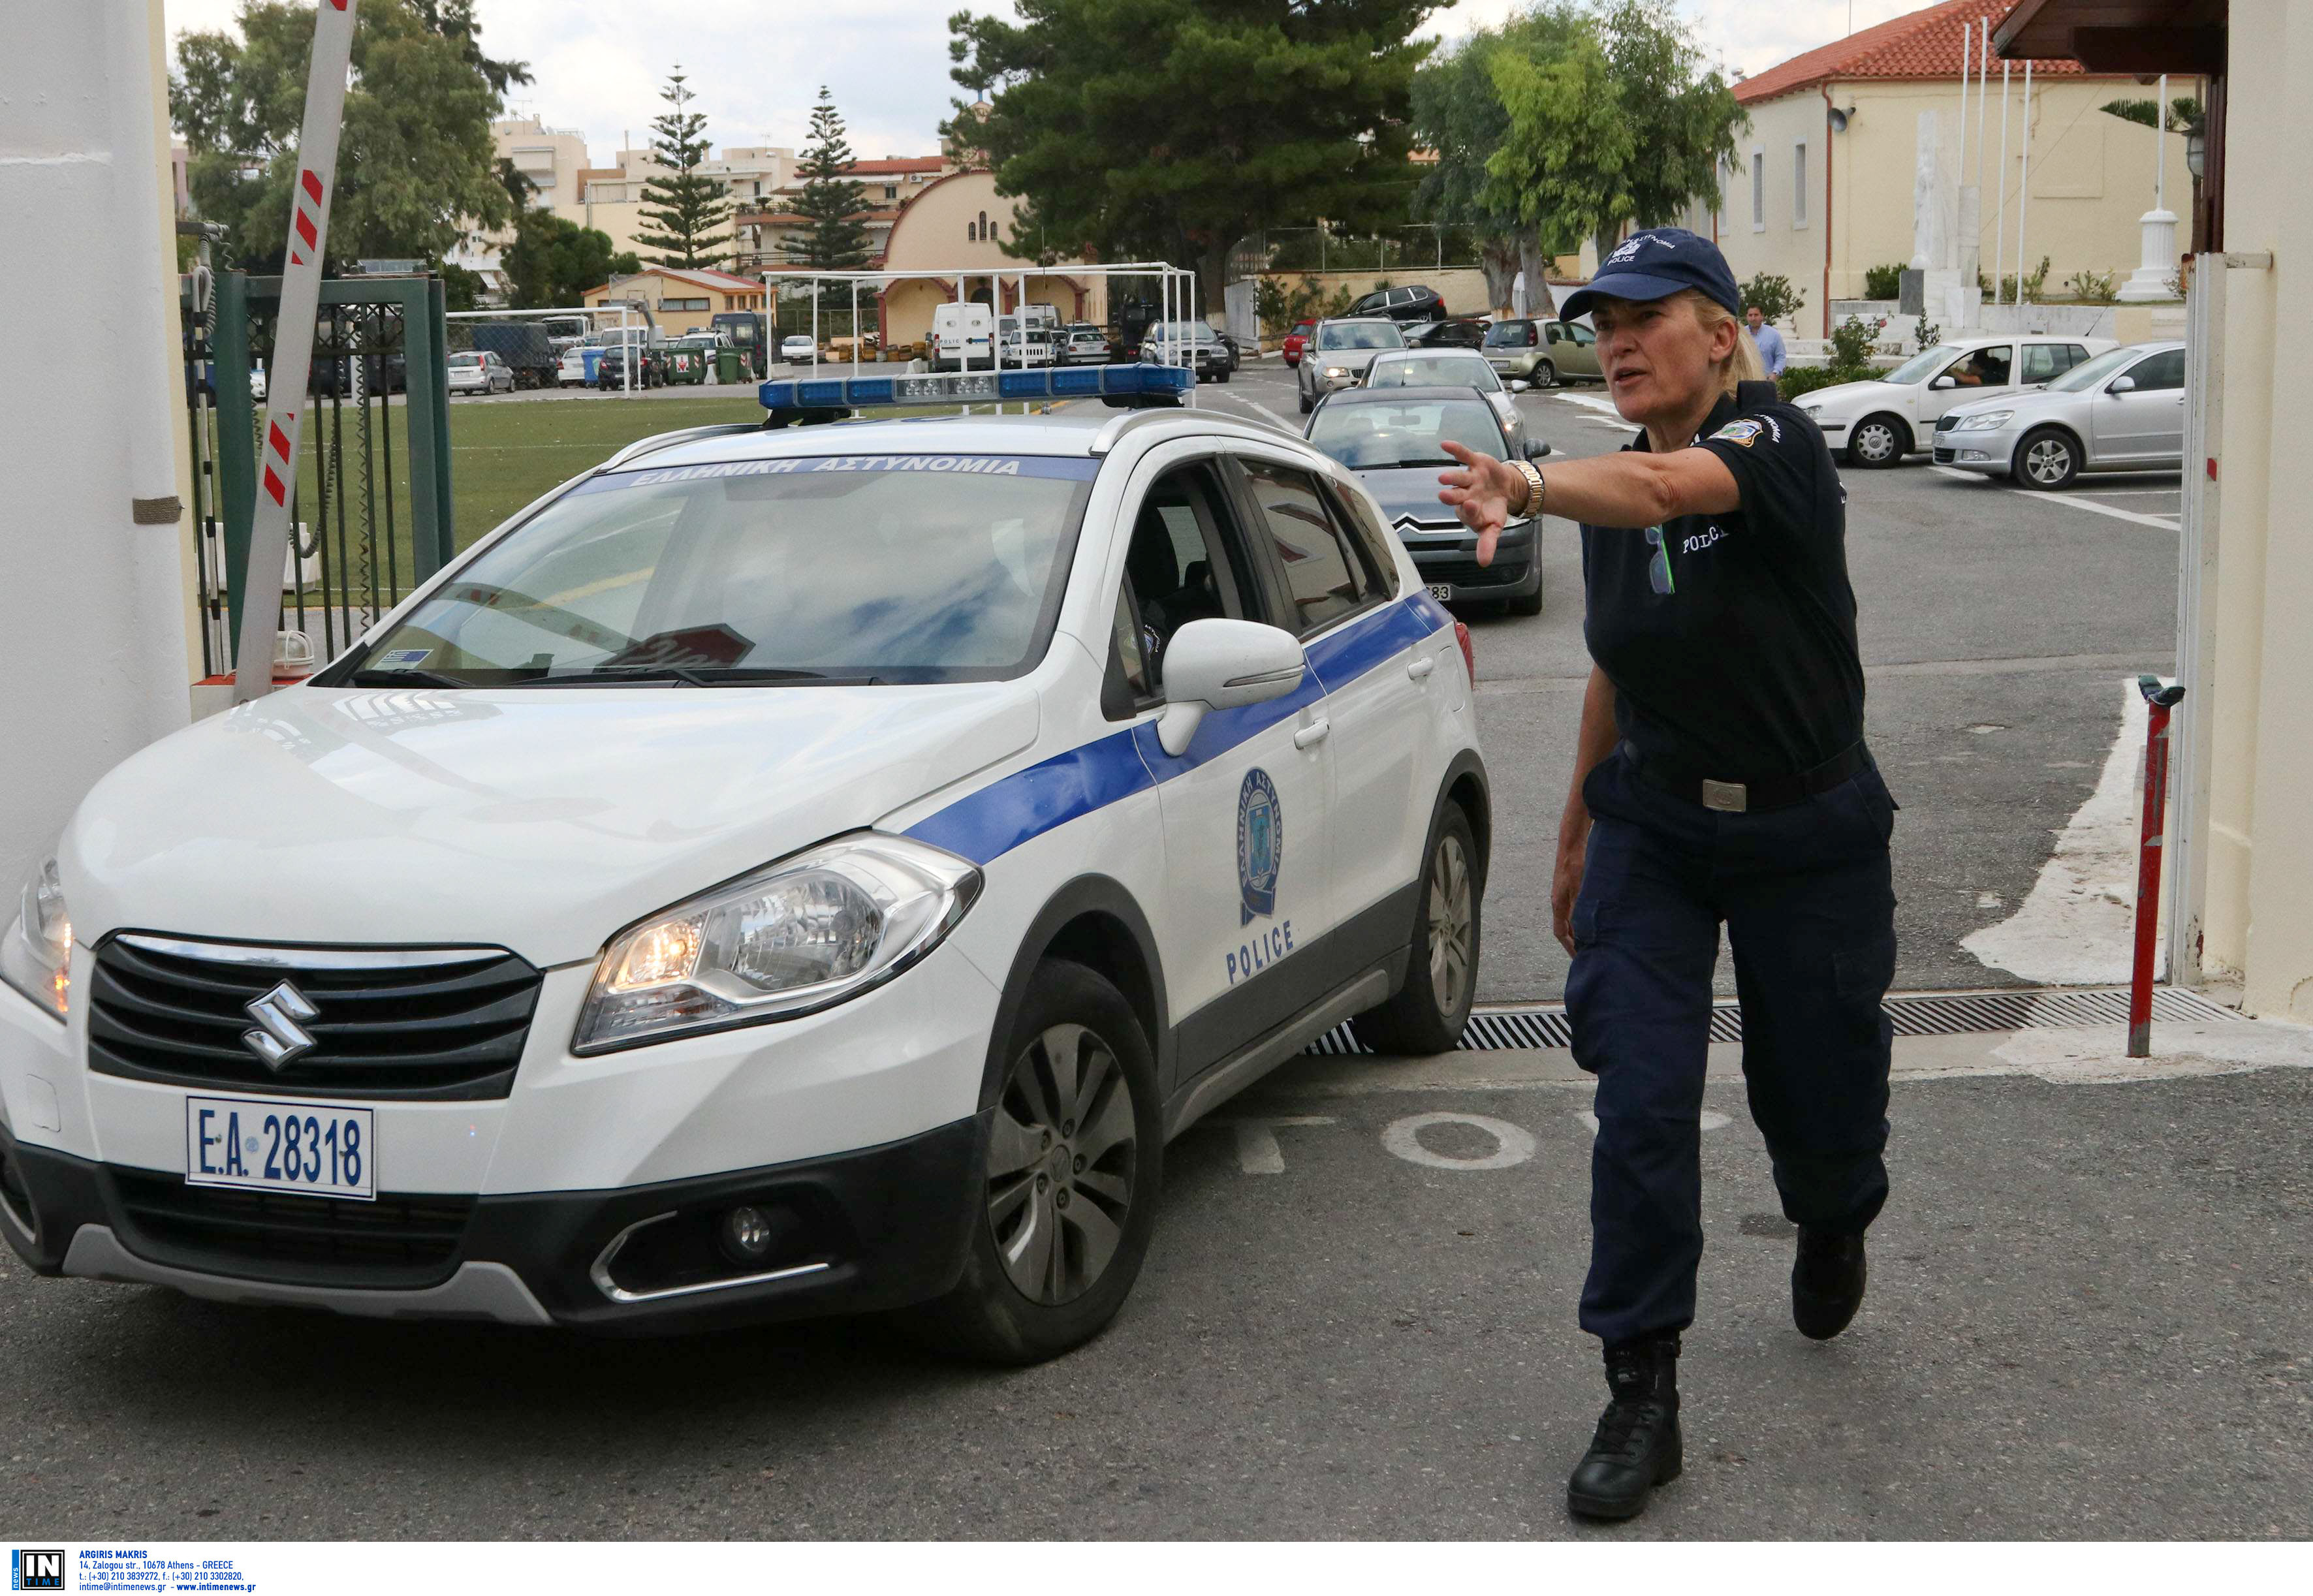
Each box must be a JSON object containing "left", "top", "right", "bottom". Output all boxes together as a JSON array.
[{"left": 1237, "top": 768, "right": 1282, "bottom": 924}]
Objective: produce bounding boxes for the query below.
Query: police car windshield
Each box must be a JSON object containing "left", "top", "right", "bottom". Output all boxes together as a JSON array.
[
  {"left": 1883, "top": 344, "right": 1961, "bottom": 384},
  {"left": 1306, "top": 397, "right": 1506, "bottom": 471},
  {"left": 1317, "top": 322, "right": 1405, "bottom": 351},
  {"left": 2046, "top": 346, "right": 2140, "bottom": 393},
  {"left": 346, "top": 455, "right": 1095, "bottom": 687}
]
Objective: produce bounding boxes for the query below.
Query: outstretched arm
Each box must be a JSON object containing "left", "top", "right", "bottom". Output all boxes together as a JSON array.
[{"left": 1437, "top": 441, "right": 1742, "bottom": 562}]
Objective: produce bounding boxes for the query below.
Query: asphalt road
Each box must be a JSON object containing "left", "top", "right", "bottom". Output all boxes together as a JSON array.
[
  {"left": 4, "top": 1063, "right": 2304, "bottom": 1539},
  {"left": 1199, "top": 361, "right": 2183, "bottom": 1003}
]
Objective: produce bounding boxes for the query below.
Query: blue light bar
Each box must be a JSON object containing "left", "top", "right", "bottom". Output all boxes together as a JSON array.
[{"left": 758, "top": 362, "right": 1193, "bottom": 415}]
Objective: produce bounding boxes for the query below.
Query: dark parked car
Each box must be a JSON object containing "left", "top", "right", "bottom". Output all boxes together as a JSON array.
[
  {"left": 1410, "top": 317, "right": 1490, "bottom": 351},
  {"left": 595, "top": 343, "right": 667, "bottom": 389},
  {"left": 307, "top": 349, "right": 405, "bottom": 396},
  {"left": 1344, "top": 284, "right": 1447, "bottom": 328},
  {"left": 1302, "top": 384, "right": 1549, "bottom": 616}
]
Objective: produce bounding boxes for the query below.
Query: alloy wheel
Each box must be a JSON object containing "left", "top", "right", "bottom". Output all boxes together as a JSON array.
[
  {"left": 2025, "top": 437, "right": 2073, "bottom": 485},
  {"left": 985, "top": 1022, "right": 1138, "bottom": 1306},
  {"left": 1428, "top": 832, "right": 1474, "bottom": 1016}
]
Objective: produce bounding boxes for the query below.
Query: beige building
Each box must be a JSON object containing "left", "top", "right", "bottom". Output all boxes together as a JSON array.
[
  {"left": 1718, "top": 0, "right": 2188, "bottom": 334},
  {"left": 734, "top": 157, "right": 947, "bottom": 272},
  {"left": 863, "top": 168, "right": 1107, "bottom": 351},
  {"left": 580, "top": 266, "right": 766, "bottom": 337},
  {"left": 1996, "top": 0, "right": 2307, "bottom": 1023}
]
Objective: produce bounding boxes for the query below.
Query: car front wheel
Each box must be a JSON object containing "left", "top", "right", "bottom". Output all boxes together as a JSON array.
[
  {"left": 913, "top": 960, "right": 1161, "bottom": 1364},
  {"left": 1848, "top": 415, "right": 1909, "bottom": 468},
  {"left": 1534, "top": 360, "right": 1557, "bottom": 388},
  {"left": 2015, "top": 427, "right": 2082, "bottom": 490},
  {"left": 1354, "top": 804, "right": 1481, "bottom": 1056}
]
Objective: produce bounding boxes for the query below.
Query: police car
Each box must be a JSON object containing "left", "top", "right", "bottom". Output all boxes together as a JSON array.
[{"left": 0, "top": 364, "right": 1489, "bottom": 1362}]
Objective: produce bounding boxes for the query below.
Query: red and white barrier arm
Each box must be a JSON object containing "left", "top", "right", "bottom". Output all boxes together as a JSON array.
[{"left": 234, "top": 0, "right": 360, "bottom": 702}]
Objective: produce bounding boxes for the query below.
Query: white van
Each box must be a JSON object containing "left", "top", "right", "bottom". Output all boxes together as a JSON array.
[{"left": 930, "top": 303, "right": 995, "bottom": 371}]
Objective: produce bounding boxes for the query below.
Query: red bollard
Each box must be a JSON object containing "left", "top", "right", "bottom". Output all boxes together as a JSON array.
[{"left": 2129, "top": 674, "right": 2187, "bottom": 1057}]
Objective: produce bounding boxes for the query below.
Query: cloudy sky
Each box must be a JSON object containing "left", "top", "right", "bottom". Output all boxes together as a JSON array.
[{"left": 159, "top": 0, "right": 1928, "bottom": 164}]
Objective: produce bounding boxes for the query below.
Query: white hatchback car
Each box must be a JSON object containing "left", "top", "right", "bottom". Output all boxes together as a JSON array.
[
  {"left": 1795, "top": 333, "right": 2114, "bottom": 468},
  {"left": 0, "top": 375, "right": 1490, "bottom": 1361}
]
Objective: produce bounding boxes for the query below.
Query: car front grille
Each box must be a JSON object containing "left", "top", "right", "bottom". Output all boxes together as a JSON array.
[
  {"left": 110, "top": 1167, "right": 473, "bottom": 1288},
  {"left": 88, "top": 934, "right": 542, "bottom": 1101},
  {"left": 1932, "top": 446, "right": 1957, "bottom": 463},
  {"left": 1418, "top": 555, "right": 1528, "bottom": 589}
]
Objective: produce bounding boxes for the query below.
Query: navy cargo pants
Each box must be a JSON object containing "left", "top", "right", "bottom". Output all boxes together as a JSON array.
[{"left": 1567, "top": 748, "right": 1898, "bottom": 1346}]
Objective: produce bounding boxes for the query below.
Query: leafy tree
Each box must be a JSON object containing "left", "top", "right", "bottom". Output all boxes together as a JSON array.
[
  {"left": 1481, "top": 2, "right": 1743, "bottom": 271},
  {"left": 2101, "top": 95, "right": 2202, "bottom": 135},
  {"left": 503, "top": 210, "right": 627, "bottom": 309},
  {"left": 949, "top": 0, "right": 1438, "bottom": 313},
  {"left": 780, "top": 87, "right": 874, "bottom": 275},
  {"left": 1414, "top": 7, "right": 1605, "bottom": 312},
  {"left": 635, "top": 68, "right": 733, "bottom": 270},
  {"left": 171, "top": 0, "right": 522, "bottom": 272},
  {"left": 1862, "top": 262, "right": 1904, "bottom": 300},
  {"left": 1739, "top": 271, "right": 1804, "bottom": 327},
  {"left": 437, "top": 260, "right": 486, "bottom": 311}
]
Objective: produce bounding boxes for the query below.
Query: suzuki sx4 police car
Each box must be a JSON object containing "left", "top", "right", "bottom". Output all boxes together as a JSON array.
[{"left": 0, "top": 368, "right": 1488, "bottom": 1362}]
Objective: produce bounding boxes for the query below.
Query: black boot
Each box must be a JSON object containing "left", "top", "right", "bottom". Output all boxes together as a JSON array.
[
  {"left": 1566, "top": 1332, "right": 1682, "bottom": 1521},
  {"left": 1792, "top": 1227, "right": 1866, "bottom": 1340}
]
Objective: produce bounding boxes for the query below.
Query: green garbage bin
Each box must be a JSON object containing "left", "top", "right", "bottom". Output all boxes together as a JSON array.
[{"left": 716, "top": 347, "right": 744, "bottom": 384}]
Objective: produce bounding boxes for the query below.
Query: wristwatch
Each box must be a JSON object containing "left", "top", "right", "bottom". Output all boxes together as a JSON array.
[{"left": 1511, "top": 458, "right": 1546, "bottom": 518}]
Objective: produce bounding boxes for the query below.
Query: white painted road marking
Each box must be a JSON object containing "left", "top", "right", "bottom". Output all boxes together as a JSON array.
[
  {"left": 1962, "top": 676, "right": 2160, "bottom": 984},
  {"left": 1381, "top": 1112, "right": 1537, "bottom": 1170},
  {"left": 1930, "top": 465, "right": 2180, "bottom": 528},
  {"left": 1221, "top": 1115, "right": 1338, "bottom": 1174}
]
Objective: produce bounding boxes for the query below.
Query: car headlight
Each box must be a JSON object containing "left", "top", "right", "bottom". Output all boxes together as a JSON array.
[
  {"left": 1, "top": 854, "right": 71, "bottom": 1022},
  {"left": 1953, "top": 410, "right": 2014, "bottom": 431},
  {"left": 573, "top": 834, "right": 981, "bottom": 1054},
  {"left": 1323, "top": 366, "right": 1351, "bottom": 378}
]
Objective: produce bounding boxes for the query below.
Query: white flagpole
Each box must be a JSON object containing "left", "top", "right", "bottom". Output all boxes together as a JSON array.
[
  {"left": 2017, "top": 59, "right": 2034, "bottom": 304},
  {"left": 1994, "top": 61, "right": 2011, "bottom": 307},
  {"left": 1953, "top": 20, "right": 1970, "bottom": 270},
  {"left": 235, "top": 0, "right": 361, "bottom": 702}
]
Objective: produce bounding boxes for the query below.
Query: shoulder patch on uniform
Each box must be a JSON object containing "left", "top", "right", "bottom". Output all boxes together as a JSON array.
[{"left": 1712, "top": 418, "right": 1766, "bottom": 448}]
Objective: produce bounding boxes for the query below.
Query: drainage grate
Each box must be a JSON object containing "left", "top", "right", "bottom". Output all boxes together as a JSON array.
[{"left": 1307, "top": 985, "right": 2240, "bottom": 1056}]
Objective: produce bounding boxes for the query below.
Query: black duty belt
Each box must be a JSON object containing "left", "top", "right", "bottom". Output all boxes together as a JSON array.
[{"left": 1622, "top": 740, "right": 1870, "bottom": 814}]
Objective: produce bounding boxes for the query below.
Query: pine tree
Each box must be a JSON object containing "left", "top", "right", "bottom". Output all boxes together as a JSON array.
[
  {"left": 781, "top": 87, "right": 873, "bottom": 272},
  {"left": 634, "top": 67, "right": 733, "bottom": 269}
]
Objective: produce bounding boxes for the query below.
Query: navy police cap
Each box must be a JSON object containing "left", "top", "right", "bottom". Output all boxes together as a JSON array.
[{"left": 1559, "top": 228, "right": 1742, "bottom": 320}]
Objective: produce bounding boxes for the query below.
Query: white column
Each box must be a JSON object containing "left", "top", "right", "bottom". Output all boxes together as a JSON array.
[{"left": 2118, "top": 72, "right": 2180, "bottom": 302}]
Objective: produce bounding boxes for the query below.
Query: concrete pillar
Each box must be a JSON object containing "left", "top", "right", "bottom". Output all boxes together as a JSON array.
[
  {"left": 2116, "top": 208, "right": 2182, "bottom": 302},
  {"left": 0, "top": 0, "right": 193, "bottom": 894}
]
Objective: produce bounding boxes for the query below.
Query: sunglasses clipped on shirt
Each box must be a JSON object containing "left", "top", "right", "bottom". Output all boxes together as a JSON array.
[{"left": 1644, "top": 525, "right": 1675, "bottom": 595}]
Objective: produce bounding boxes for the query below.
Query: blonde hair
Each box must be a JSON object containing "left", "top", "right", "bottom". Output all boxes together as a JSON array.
[{"left": 1678, "top": 289, "right": 1767, "bottom": 397}]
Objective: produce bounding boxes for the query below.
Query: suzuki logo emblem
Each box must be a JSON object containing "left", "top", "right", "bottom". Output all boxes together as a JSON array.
[{"left": 242, "top": 980, "right": 320, "bottom": 1070}]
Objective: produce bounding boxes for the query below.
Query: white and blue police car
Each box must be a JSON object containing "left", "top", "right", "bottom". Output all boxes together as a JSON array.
[{"left": 0, "top": 364, "right": 1489, "bottom": 1362}]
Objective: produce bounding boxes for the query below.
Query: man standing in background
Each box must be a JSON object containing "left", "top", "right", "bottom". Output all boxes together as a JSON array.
[{"left": 1745, "top": 304, "right": 1787, "bottom": 376}]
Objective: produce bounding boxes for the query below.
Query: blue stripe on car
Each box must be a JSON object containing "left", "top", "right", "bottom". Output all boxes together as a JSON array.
[{"left": 907, "top": 596, "right": 1446, "bottom": 865}]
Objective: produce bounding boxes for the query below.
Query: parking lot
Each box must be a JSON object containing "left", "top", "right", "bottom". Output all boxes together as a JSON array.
[{"left": 14, "top": 346, "right": 2285, "bottom": 1544}]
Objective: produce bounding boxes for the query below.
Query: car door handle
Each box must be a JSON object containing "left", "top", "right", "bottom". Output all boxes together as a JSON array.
[
  {"left": 1406, "top": 655, "right": 1436, "bottom": 681},
  {"left": 1293, "top": 718, "right": 1331, "bottom": 750}
]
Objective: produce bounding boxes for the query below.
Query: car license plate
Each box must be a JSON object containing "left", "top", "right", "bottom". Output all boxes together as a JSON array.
[
  {"left": 185, "top": 1095, "right": 375, "bottom": 1201},
  {"left": 1427, "top": 583, "right": 1453, "bottom": 603}
]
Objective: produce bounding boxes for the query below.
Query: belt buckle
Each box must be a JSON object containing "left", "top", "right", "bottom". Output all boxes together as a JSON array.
[{"left": 1700, "top": 778, "right": 1748, "bottom": 813}]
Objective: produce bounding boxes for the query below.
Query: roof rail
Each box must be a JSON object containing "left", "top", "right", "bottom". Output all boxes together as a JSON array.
[
  {"left": 601, "top": 422, "right": 768, "bottom": 469},
  {"left": 1088, "top": 405, "right": 1298, "bottom": 456}
]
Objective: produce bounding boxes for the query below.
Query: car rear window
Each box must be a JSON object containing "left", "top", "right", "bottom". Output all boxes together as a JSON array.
[{"left": 346, "top": 456, "right": 1098, "bottom": 687}]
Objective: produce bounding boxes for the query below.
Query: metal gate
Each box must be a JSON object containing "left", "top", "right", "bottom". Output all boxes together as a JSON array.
[
  {"left": 1223, "top": 278, "right": 1260, "bottom": 347},
  {"left": 180, "top": 268, "right": 454, "bottom": 676}
]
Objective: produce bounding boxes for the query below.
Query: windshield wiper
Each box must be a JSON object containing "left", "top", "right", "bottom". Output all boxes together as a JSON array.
[
  {"left": 348, "top": 667, "right": 475, "bottom": 689},
  {"left": 516, "top": 666, "right": 887, "bottom": 688}
]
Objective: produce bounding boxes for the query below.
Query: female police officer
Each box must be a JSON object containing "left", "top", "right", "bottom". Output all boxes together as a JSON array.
[{"left": 1438, "top": 228, "right": 1897, "bottom": 1522}]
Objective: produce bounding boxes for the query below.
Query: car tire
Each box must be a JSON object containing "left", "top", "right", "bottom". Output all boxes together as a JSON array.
[
  {"left": 911, "top": 959, "right": 1162, "bottom": 1365},
  {"left": 1298, "top": 386, "right": 1313, "bottom": 415},
  {"left": 1505, "top": 573, "right": 1544, "bottom": 618},
  {"left": 1848, "top": 414, "right": 1910, "bottom": 468},
  {"left": 2014, "top": 426, "right": 2082, "bottom": 490},
  {"left": 1354, "top": 804, "right": 1482, "bottom": 1057},
  {"left": 1217, "top": 365, "right": 1232, "bottom": 383}
]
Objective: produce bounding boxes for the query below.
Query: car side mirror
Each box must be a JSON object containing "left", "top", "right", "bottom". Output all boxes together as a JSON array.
[
  {"left": 1507, "top": 379, "right": 1531, "bottom": 393},
  {"left": 2107, "top": 374, "right": 2137, "bottom": 394},
  {"left": 1930, "top": 375, "right": 1956, "bottom": 390},
  {"left": 1524, "top": 437, "right": 1552, "bottom": 459},
  {"left": 1156, "top": 618, "right": 1306, "bottom": 756}
]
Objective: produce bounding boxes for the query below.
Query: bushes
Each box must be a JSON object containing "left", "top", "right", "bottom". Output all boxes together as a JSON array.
[
  {"left": 1776, "top": 313, "right": 1885, "bottom": 401},
  {"left": 1739, "top": 272, "right": 1805, "bottom": 328},
  {"left": 1255, "top": 275, "right": 1355, "bottom": 338},
  {"left": 1863, "top": 263, "right": 1905, "bottom": 300},
  {"left": 2064, "top": 268, "right": 2119, "bottom": 302},
  {"left": 1776, "top": 365, "right": 1851, "bottom": 401}
]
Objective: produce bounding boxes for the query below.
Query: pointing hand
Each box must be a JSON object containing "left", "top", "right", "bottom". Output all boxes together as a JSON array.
[{"left": 1438, "top": 441, "right": 1522, "bottom": 567}]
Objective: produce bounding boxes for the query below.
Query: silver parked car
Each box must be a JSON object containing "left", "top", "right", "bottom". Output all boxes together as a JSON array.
[
  {"left": 1297, "top": 317, "right": 1406, "bottom": 413},
  {"left": 1358, "top": 347, "right": 1531, "bottom": 456},
  {"left": 1934, "top": 341, "right": 2187, "bottom": 489}
]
